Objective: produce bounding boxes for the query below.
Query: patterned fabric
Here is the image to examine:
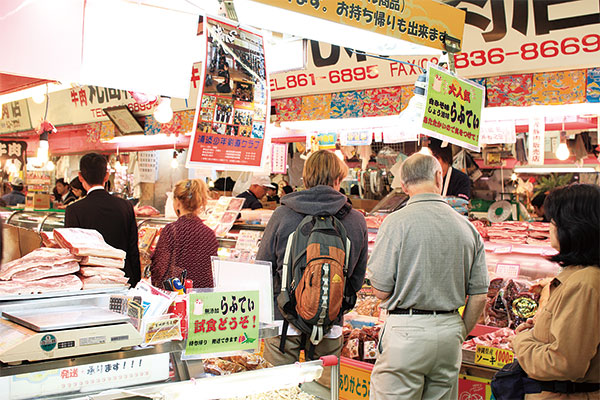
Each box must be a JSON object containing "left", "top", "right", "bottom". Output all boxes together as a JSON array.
[
  {"left": 273, "top": 97, "right": 302, "bottom": 122},
  {"left": 400, "top": 85, "right": 414, "bottom": 112},
  {"left": 299, "top": 94, "right": 332, "bottom": 120},
  {"left": 145, "top": 110, "right": 195, "bottom": 136},
  {"left": 587, "top": 68, "right": 600, "bottom": 103},
  {"left": 531, "top": 70, "right": 587, "bottom": 105},
  {"left": 330, "top": 90, "right": 366, "bottom": 118},
  {"left": 86, "top": 121, "right": 114, "bottom": 143},
  {"left": 486, "top": 74, "right": 533, "bottom": 107},
  {"left": 150, "top": 214, "right": 218, "bottom": 289},
  {"left": 470, "top": 77, "right": 486, "bottom": 88},
  {"left": 363, "top": 87, "right": 402, "bottom": 117}
]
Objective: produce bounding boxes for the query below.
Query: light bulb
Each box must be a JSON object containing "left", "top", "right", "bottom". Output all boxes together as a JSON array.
[
  {"left": 45, "top": 161, "right": 55, "bottom": 171},
  {"left": 154, "top": 97, "right": 173, "bottom": 124},
  {"left": 419, "top": 146, "right": 432, "bottom": 156},
  {"left": 171, "top": 158, "right": 179, "bottom": 169},
  {"left": 32, "top": 91, "right": 46, "bottom": 104},
  {"left": 555, "top": 143, "right": 569, "bottom": 161},
  {"left": 511, "top": 172, "right": 517, "bottom": 181},
  {"left": 37, "top": 140, "right": 49, "bottom": 162}
]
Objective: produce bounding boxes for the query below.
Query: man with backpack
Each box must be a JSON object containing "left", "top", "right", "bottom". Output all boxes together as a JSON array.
[{"left": 256, "top": 150, "right": 368, "bottom": 389}]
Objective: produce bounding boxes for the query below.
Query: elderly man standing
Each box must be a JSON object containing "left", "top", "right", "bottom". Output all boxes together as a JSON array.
[{"left": 368, "top": 153, "right": 488, "bottom": 400}]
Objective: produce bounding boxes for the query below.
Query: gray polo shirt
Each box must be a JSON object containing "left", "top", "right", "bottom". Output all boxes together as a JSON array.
[{"left": 367, "top": 193, "right": 489, "bottom": 311}]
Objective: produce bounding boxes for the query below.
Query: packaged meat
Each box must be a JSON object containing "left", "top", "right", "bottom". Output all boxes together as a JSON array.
[
  {"left": 80, "top": 256, "right": 125, "bottom": 269},
  {"left": 0, "top": 275, "right": 83, "bottom": 296},
  {"left": 341, "top": 325, "right": 381, "bottom": 363},
  {"left": 0, "top": 248, "right": 80, "bottom": 281},
  {"left": 484, "top": 278, "right": 542, "bottom": 329},
  {"left": 80, "top": 266, "right": 126, "bottom": 278},
  {"left": 54, "top": 228, "right": 126, "bottom": 260}
]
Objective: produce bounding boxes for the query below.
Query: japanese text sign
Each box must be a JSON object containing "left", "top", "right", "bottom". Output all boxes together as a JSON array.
[
  {"left": 339, "top": 357, "right": 372, "bottom": 399},
  {"left": 253, "top": 0, "right": 465, "bottom": 52},
  {"left": 0, "top": 100, "right": 32, "bottom": 134},
  {"left": 186, "top": 291, "right": 259, "bottom": 356},
  {"left": 0, "top": 140, "right": 27, "bottom": 176},
  {"left": 422, "top": 63, "right": 484, "bottom": 152},
  {"left": 271, "top": 143, "right": 288, "bottom": 174},
  {"left": 475, "top": 345, "right": 514, "bottom": 369},
  {"left": 528, "top": 116, "right": 545, "bottom": 165},
  {"left": 187, "top": 17, "right": 269, "bottom": 170}
]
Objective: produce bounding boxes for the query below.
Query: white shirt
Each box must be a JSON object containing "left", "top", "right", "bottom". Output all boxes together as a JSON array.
[{"left": 87, "top": 185, "right": 104, "bottom": 194}]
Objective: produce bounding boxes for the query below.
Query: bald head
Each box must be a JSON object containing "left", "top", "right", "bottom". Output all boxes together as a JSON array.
[{"left": 400, "top": 153, "right": 443, "bottom": 195}]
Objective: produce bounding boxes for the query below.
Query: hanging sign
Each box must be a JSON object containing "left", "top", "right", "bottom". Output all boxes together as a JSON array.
[
  {"left": 421, "top": 63, "right": 485, "bottom": 152},
  {"left": 528, "top": 116, "right": 545, "bottom": 165},
  {"left": 186, "top": 290, "right": 259, "bottom": 356},
  {"left": 340, "top": 130, "right": 372, "bottom": 146},
  {"left": 0, "top": 100, "right": 31, "bottom": 134},
  {"left": 318, "top": 132, "right": 337, "bottom": 149},
  {"left": 253, "top": 0, "right": 465, "bottom": 52},
  {"left": 0, "top": 140, "right": 27, "bottom": 179},
  {"left": 271, "top": 143, "right": 288, "bottom": 174},
  {"left": 480, "top": 120, "right": 516, "bottom": 145},
  {"left": 454, "top": 0, "right": 600, "bottom": 77},
  {"left": 187, "top": 17, "right": 269, "bottom": 170}
]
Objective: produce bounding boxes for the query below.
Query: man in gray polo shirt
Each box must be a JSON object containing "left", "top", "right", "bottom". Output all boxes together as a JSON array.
[{"left": 368, "top": 153, "right": 488, "bottom": 400}]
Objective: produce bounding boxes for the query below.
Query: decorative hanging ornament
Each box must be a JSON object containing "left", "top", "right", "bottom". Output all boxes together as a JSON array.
[{"left": 36, "top": 119, "right": 57, "bottom": 136}]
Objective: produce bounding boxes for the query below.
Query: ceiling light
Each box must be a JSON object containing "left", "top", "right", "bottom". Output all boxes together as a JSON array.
[
  {"left": 45, "top": 160, "right": 55, "bottom": 171},
  {"left": 555, "top": 143, "right": 570, "bottom": 161},
  {"left": 31, "top": 86, "right": 47, "bottom": 104},
  {"left": 514, "top": 166, "right": 597, "bottom": 174},
  {"left": 511, "top": 172, "right": 517, "bottom": 181},
  {"left": 154, "top": 96, "right": 173, "bottom": 124}
]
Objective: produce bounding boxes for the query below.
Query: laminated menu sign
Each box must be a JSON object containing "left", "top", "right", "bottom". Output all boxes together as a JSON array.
[
  {"left": 187, "top": 16, "right": 269, "bottom": 170},
  {"left": 422, "top": 63, "right": 485, "bottom": 152},
  {"left": 186, "top": 290, "right": 259, "bottom": 356}
]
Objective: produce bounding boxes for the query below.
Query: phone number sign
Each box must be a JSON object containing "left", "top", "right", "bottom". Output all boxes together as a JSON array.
[
  {"left": 422, "top": 63, "right": 484, "bottom": 152},
  {"left": 186, "top": 291, "right": 259, "bottom": 356}
]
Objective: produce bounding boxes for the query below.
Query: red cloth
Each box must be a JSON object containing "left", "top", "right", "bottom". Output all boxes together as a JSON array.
[{"left": 150, "top": 214, "right": 218, "bottom": 289}]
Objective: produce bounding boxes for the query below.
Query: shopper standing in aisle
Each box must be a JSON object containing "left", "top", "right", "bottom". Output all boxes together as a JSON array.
[
  {"left": 55, "top": 178, "right": 77, "bottom": 206},
  {"left": 511, "top": 184, "right": 600, "bottom": 399},
  {"left": 257, "top": 150, "right": 368, "bottom": 389},
  {"left": 236, "top": 175, "right": 276, "bottom": 209},
  {"left": 429, "top": 138, "right": 471, "bottom": 200},
  {"left": 367, "top": 153, "right": 488, "bottom": 400},
  {"left": 150, "top": 179, "right": 218, "bottom": 289},
  {"left": 65, "top": 153, "right": 141, "bottom": 286}
]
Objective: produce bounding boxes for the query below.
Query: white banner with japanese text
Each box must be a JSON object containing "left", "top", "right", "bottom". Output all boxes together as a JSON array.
[{"left": 0, "top": 101, "right": 32, "bottom": 134}]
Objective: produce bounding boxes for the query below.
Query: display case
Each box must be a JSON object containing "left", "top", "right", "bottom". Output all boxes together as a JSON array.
[{"left": 4, "top": 210, "right": 65, "bottom": 233}]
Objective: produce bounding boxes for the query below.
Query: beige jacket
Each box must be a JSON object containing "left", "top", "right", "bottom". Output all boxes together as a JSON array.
[{"left": 513, "top": 266, "right": 600, "bottom": 399}]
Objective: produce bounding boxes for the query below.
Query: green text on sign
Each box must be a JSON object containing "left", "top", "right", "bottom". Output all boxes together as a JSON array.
[
  {"left": 422, "top": 63, "right": 485, "bottom": 152},
  {"left": 186, "top": 290, "right": 259, "bottom": 355}
]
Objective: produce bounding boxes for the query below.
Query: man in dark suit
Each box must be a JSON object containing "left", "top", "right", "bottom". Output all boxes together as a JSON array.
[{"left": 65, "top": 153, "right": 141, "bottom": 286}]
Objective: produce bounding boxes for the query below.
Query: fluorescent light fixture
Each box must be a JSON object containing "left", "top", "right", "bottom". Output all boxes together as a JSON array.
[
  {"left": 514, "top": 166, "right": 598, "bottom": 174},
  {"left": 0, "top": 82, "right": 72, "bottom": 106},
  {"left": 280, "top": 115, "right": 401, "bottom": 132},
  {"left": 234, "top": 0, "right": 442, "bottom": 56},
  {"left": 102, "top": 133, "right": 178, "bottom": 145},
  {"left": 482, "top": 103, "right": 600, "bottom": 122}
]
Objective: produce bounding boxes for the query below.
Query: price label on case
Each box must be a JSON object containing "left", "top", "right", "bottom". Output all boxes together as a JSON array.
[{"left": 475, "top": 345, "right": 514, "bottom": 368}]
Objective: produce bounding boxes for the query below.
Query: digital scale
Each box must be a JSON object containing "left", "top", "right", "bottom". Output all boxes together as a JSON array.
[{"left": 0, "top": 305, "right": 142, "bottom": 364}]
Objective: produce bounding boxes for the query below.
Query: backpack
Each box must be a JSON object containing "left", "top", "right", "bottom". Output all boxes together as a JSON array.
[{"left": 277, "top": 213, "right": 351, "bottom": 358}]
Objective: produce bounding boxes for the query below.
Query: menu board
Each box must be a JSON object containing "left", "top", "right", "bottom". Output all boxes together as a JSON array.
[{"left": 187, "top": 16, "right": 269, "bottom": 170}]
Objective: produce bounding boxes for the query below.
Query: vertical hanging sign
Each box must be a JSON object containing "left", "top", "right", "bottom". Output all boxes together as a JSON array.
[
  {"left": 187, "top": 16, "right": 269, "bottom": 170},
  {"left": 528, "top": 116, "right": 545, "bottom": 165},
  {"left": 271, "top": 143, "right": 287, "bottom": 174}
]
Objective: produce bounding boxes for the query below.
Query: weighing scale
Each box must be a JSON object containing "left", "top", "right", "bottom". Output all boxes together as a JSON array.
[{"left": 0, "top": 305, "right": 143, "bottom": 364}]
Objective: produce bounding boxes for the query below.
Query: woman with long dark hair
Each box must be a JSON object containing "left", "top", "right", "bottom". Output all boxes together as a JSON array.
[{"left": 512, "top": 183, "right": 600, "bottom": 399}]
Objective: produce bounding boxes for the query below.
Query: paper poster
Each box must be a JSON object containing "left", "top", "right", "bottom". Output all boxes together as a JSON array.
[
  {"left": 528, "top": 116, "right": 545, "bottom": 165},
  {"left": 188, "top": 17, "right": 269, "bottom": 170},
  {"left": 271, "top": 143, "right": 287, "bottom": 174},
  {"left": 318, "top": 133, "right": 338, "bottom": 150},
  {"left": 186, "top": 290, "right": 259, "bottom": 356},
  {"left": 422, "top": 63, "right": 485, "bottom": 152}
]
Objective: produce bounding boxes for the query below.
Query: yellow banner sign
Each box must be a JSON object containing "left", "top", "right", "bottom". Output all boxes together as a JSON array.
[
  {"left": 251, "top": 0, "right": 465, "bottom": 51},
  {"left": 339, "top": 358, "right": 372, "bottom": 399},
  {"left": 475, "top": 345, "right": 515, "bottom": 369}
]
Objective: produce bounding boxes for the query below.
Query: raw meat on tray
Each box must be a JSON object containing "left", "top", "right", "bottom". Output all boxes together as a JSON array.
[
  {"left": 0, "top": 248, "right": 80, "bottom": 281},
  {"left": 54, "top": 228, "right": 126, "bottom": 260}
]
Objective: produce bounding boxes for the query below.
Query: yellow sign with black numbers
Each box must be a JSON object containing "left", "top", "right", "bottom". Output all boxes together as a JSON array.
[
  {"left": 475, "top": 345, "right": 514, "bottom": 369},
  {"left": 251, "top": 0, "right": 465, "bottom": 51}
]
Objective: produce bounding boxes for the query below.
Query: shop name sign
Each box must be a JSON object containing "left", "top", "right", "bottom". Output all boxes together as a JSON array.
[
  {"left": 0, "top": 100, "right": 32, "bottom": 134},
  {"left": 271, "top": 41, "right": 439, "bottom": 98},
  {"left": 422, "top": 63, "right": 484, "bottom": 152},
  {"left": 254, "top": 0, "right": 465, "bottom": 52},
  {"left": 453, "top": 0, "right": 600, "bottom": 77}
]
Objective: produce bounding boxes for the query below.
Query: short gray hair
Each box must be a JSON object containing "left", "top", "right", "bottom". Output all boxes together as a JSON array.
[{"left": 400, "top": 153, "right": 442, "bottom": 187}]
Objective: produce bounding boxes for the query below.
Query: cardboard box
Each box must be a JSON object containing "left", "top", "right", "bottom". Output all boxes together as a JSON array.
[{"left": 26, "top": 193, "right": 51, "bottom": 209}]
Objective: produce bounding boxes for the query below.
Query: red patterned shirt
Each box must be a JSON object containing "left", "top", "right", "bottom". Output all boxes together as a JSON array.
[{"left": 150, "top": 214, "right": 218, "bottom": 289}]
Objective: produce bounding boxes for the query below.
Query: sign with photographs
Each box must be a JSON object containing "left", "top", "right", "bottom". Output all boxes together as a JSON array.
[{"left": 187, "top": 17, "right": 269, "bottom": 170}]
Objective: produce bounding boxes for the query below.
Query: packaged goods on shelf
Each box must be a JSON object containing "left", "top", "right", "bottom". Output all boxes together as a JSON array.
[
  {"left": 203, "top": 353, "right": 273, "bottom": 376},
  {"left": 341, "top": 324, "right": 381, "bottom": 364}
]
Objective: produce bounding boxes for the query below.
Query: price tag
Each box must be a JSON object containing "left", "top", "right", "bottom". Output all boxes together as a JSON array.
[
  {"left": 475, "top": 345, "right": 514, "bottom": 368},
  {"left": 494, "top": 245, "right": 512, "bottom": 254},
  {"left": 495, "top": 263, "right": 520, "bottom": 278}
]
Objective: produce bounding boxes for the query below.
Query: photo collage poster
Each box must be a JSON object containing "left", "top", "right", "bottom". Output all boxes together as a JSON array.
[{"left": 188, "top": 17, "right": 269, "bottom": 169}]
